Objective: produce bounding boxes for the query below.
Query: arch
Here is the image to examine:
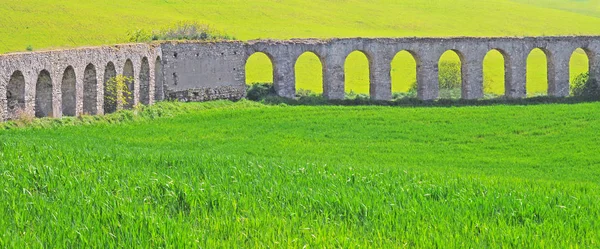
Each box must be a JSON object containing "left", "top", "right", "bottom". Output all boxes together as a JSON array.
[
  {"left": 154, "top": 56, "right": 164, "bottom": 101},
  {"left": 569, "top": 48, "right": 591, "bottom": 96},
  {"left": 344, "top": 50, "right": 371, "bottom": 96},
  {"left": 139, "top": 57, "right": 150, "bottom": 105},
  {"left": 83, "top": 64, "right": 98, "bottom": 115},
  {"left": 438, "top": 50, "right": 463, "bottom": 99},
  {"left": 103, "top": 62, "right": 117, "bottom": 114},
  {"left": 35, "top": 70, "right": 53, "bottom": 118},
  {"left": 61, "top": 66, "right": 77, "bottom": 116},
  {"left": 391, "top": 50, "right": 418, "bottom": 99},
  {"left": 245, "top": 52, "right": 273, "bottom": 85},
  {"left": 6, "top": 71, "right": 25, "bottom": 120},
  {"left": 483, "top": 49, "right": 507, "bottom": 98},
  {"left": 526, "top": 48, "right": 550, "bottom": 97},
  {"left": 295, "top": 51, "right": 323, "bottom": 95},
  {"left": 123, "top": 59, "right": 135, "bottom": 109}
]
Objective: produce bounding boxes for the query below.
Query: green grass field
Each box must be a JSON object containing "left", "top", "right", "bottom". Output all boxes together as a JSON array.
[
  {"left": 3, "top": 0, "right": 600, "bottom": 247},
  {"left": 1, "top": 101, "right": 600, "bottom": 247},
  {"left": 0, "top": 0, "right": 598, "bottom": 95}
]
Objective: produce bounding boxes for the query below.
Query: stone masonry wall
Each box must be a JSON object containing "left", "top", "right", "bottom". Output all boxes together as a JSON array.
[{"left": 1, "top": 36, "right": 600, "bottom": 122}]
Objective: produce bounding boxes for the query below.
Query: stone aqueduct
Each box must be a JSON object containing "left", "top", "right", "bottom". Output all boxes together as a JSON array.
[{"left": 0, "top": 36, "right": 599, "bottom": 121}]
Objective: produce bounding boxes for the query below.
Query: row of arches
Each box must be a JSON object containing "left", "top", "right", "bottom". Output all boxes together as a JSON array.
[
  {"left": 4, "top": 57, "right": 164, "bottom": 120},
  {"left": 246, "top": 48, "right": 591, "bottom": 98}
]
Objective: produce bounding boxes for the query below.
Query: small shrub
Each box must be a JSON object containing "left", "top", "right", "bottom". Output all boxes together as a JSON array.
[
  {"left": 14, "top": 108, "right": 34, "bottom": 126},
  {"left": 26, "top": 45, "right": 33, "bottom": 51},
  {"left": 105, "top": 75, "right": 134, "bottom": 109},
  {"left": 127, "top": 29, "right": 152, "bottom": 43},
  {"left": 128, "top": 22, "right": 236, "bottom": 42},
  {"left": 246, "top": 83, "right": 275, "bottom": 101},
  {"left": 438, "top": 61, "right": 461, "bottom": 90},
  {"left": 571, "top": 72, "right": 600, "bottom": 97}
]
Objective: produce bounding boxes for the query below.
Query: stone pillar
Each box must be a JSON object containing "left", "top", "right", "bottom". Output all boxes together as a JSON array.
[
  {"left": 96, "top": 69, "right": 105, "bottom": 115},
  {"left": 370, "top": 54, "right": 392, "bottom": 101},
  {"left": 417, "top": 55, "right": 439, "bottom": 101},
  {"left": 76, "top": 67, "right": 84, "bottom": 116},
  {"left": 588, "top": 51, "right": 600, "bottom": 89},
  {"left": 23, "top": 73, "right": 35, "bottom": 118},
  {"left": 547, "top": 53, "right": 570, "bottom": 97},
  {"left": 133, "top": 73, "right": 141, "bottom": 106},
  {"left": 51, "top": 70, "right": 61, "bottom": 118},
  {"left": 273, "top": 56, "right": 295, "bottom": 98},
  {"left": 505, "top": 53, "right": 527, "bottom": 98},
  {"left": 0, "top": 77, "right": 6, "bottom": 121},
  {"left": 148, "top": 62, "right": 156, "bottom": 105},
  {"left": 323, "top": 54, "right": 346, "bottom": 100},
  {"left": 461, "top": 53, "right": 484, "bottom": 100}
]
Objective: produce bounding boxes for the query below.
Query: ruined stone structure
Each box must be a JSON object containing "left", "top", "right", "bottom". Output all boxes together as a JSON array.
[{"left": 1, "top": 36, "right": 599, "bottom": 121}]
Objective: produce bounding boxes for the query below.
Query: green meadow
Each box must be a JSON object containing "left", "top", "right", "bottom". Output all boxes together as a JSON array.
[
  {"left": 2, "top": 0, "right": 600, "bottom": 247},
  {"left": 2, "top": 101, "right": 600, "bottom": 247},
  {"left": 0, "top": 0, "right": 599, "bottom": 95}
]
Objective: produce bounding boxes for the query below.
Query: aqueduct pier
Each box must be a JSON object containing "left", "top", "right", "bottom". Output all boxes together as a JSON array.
[{"left": 1, "top": 36, "right": 599, "bottom": 121}]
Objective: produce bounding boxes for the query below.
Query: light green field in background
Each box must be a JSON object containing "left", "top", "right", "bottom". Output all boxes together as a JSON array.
[{"left": 0, "top": 0, "right": 598, "bottom": 95}]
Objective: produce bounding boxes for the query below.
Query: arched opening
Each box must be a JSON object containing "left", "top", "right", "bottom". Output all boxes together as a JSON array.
[
  {"left": 35, "top": 70, "right": 53, "bottom": 118},
  {"left": 139, "top": 57, "right": 150, "bottom": 105},
  {"left": 526, "top": 48, "right": 549, "bottom": 97},
  {"left": 61, "top": 66, "right": 77, "bottom": 116},
  {"left": 245, "top": 52, "right": 273, "bottom": 85},
  {"left": 83, "top": 64, "right": 98, "bottom": 115},
  {"left": 123, "top": 59, "right": 135, "bottom": 109},
  {"left": 103, "top": 62, "right": 117, "bottom": 114},
  {"left": 344, "top": 50, "right": 370, "bottom": 97},
  {"left": 391, "top": 50, "right": 418, "bottom": 99},
  {"left": 438, "top": 50, "right": 462, "bottom": 99},
  {"left": 483, "top": 49, "right": 506, "bottom": 98},
  {"left": 6, "top": 71, "right": 25, "bottom": 120},
  {"left": 154, "top": 56, "right": 164, "bottom": 101},
  {"left": 295, "top": 51, "right": 323, "bottom": 95},
  {"left": 569, "top": 48, "right": 591, "bottom": 96}
]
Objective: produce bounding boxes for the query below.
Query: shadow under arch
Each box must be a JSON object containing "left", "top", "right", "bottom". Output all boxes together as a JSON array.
[
  {"left": 139, "top": 57, "right": 151, "bottom": 105},
  {"left": 295, "top": 51, "right": 324, "bottom": 95},
  {"left": 344, "top": 50, "right": 372, "bottom": 96},
  {"left": 391, "top": 50, "right": 419, "bottom": 99},
  {"left": 61, "top": 66, "right": 77, "bottom": 116},
  {"left": 123, "top": 59, "right": 135, "bottom": 109},
  {"left": 526, "top": 47, "right": 551, "bottom": 97},
  {"left": 35, "top": 69, "right": 53, "bottom": 118},
  {"left": 6, "top": 70, "right": 26, "bottom": 120},
  {"left": 103, "top": 61, "right": 117, "bottom": 114},
  {"left": 83, "top": 63, "right": 98, "bottom": 115}
]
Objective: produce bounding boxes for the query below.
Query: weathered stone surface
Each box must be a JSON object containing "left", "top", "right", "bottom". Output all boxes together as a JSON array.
[{"left": 1, "top": 36, "right": 599, "bottom": 121}]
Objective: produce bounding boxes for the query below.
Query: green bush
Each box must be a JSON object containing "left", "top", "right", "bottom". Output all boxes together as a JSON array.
[
  {"left": 246, "top": 83, "right": 276, "bottom": 101},
  {"left": 128, "top": 22, "right": 236, "bottom": 42},
  {"left": 438, "top": 61, "right": 461, "bottom": 90},
  {"left": 571, "top": 72, "right": 600, "bottom": 97}
]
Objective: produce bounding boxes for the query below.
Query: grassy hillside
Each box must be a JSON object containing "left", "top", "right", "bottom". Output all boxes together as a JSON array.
[
  {"left": 1, "top": 101, "right": 600, "bottom": 247},
  {"left": 0, "top": 0, "right": 598, "bottom": 95}
]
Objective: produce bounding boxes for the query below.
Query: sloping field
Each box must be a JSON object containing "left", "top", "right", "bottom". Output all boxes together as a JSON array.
[
  {"left": 0, "top": 0, "right": 598, "bottom": 95},
  {"left": 1, "top": 101, "right": 600, "bottom": 247}
]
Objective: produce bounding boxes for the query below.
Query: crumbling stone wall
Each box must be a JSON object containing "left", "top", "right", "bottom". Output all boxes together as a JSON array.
[
  {"left": 246, "top": 37, "right": 600, "bottom": 101},
  {"left": 1, "top": 36, "right": 600, "bottom": 122}
]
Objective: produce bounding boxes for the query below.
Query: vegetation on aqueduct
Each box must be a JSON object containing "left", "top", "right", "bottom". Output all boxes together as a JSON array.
[{"left": 3, "top": 0, "right": 600, "bottom": 247}]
